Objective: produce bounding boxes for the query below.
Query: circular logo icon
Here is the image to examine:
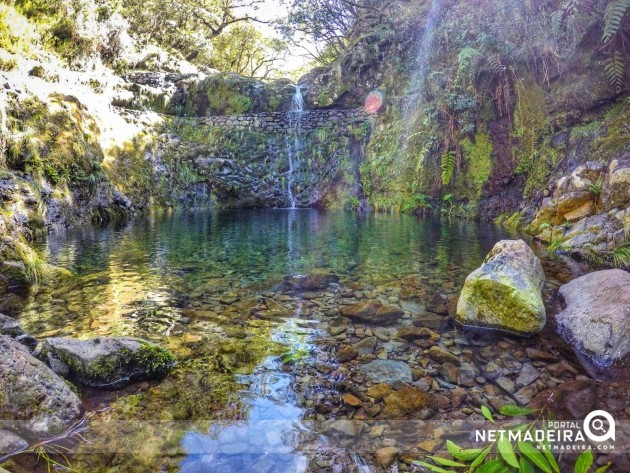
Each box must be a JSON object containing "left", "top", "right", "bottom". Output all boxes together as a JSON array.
[{"left": 584, "top": 410, "right": 615, "bottom": 442}]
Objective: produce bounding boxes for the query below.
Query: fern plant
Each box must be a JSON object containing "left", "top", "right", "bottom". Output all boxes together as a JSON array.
[
  {"left": 603, "top": 0, "right": 630, "bottom": 43},
  {"left": 603, "top": 51, "right": 626, "bottom": 91},
  {"left": 441, "top": 151, "right": 456, "bottom": 186}
]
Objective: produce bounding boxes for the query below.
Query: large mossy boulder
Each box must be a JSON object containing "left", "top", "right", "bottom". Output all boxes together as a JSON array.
[
  {"left": 42, "top": 337, "right": 176, "bottom": 389},
  {"left": 456, "top": 240, "right": 546, "bottom": 335},
  {"left": 556, "top": 269, "right": 630, "bottom": 381},
  {"left": 0, "top": 335, "right": 83, "bottom": 440}
]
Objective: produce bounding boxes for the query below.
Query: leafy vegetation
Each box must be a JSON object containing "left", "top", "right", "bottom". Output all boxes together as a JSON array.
[{"left": 417, "top": 404, "right": 612, "bottom": 473}]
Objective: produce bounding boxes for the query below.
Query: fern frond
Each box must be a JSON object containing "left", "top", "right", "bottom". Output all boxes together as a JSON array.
[
  {"left": 457, "top": 47, "right": 482, "bottom": 83},
  {"left": 441, "top": 151, "right": 456, "bottom": 186},
  {"left": 603, "top": 0, "right": 630, "bottom": 43},
  {"left": 488, "top": 54, "right": 505, "bottom": 75},
  {"left": 551, "top": 0, "right": 578, "bottom": 35},
  {"left": 603, "top": 51, "right": 626, "bottom": 90}
]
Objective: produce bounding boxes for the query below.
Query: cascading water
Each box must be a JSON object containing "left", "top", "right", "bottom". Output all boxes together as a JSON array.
[
  {"left": 401, "top": 0, "right": 441, "bottom": 145},
  {"left": 285, "top": 85, "right": 304, "bottom": 208}
]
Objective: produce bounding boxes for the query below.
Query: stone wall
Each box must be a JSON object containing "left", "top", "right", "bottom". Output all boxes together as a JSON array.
[{"left": 198, "top": 108, "right": 375, "bottom": 134}]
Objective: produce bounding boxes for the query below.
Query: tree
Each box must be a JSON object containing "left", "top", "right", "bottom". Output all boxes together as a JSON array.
[
  {"left": 121, "top": 0, "right": 271, "bottom": 62},
  {"left": 209, "top": 24, "right": 288, "bottom": 79},
  {"left": 278, "top": 0, "right": 380, "bottom": 63}
]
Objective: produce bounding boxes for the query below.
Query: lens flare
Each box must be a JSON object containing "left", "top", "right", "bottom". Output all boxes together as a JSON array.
[{"left": 364, "top": 90, "right": 384, "bottom": 113}]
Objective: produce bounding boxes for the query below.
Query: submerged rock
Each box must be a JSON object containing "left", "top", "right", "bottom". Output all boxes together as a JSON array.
[
  {"left": 360, "top": 359, "right": 412, "bottom": 384},
  {"left": 456, "top": 240, "right": 546, "bottom": 335},
  {"left": 0, "top": 335, "right": 82, "bottom": 439},
  {"left": 381, "top": 386, "right": 437, "bottom": 420},
  {"left": 555, "top": 269, "right": 630, "bottom": 380},
  {"left": 42, "top": 337, "right": 176, "bottom": 389},
  {"left": 0, "top": 313, "right": 36, "bottom": 350},
  {"left": 283, "top": 269, "right": 339, "bottom": 291},
  {"left": 339, "top": 301, "right": 403, "bottom": 325}
]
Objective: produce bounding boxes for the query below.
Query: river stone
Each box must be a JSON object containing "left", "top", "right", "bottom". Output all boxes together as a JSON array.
[
  {"left": 375, "top": 446, "right": 399, "bottom": 468},
  {"left": 360, "top": 359, "right": 412, "bottom": 384},
  {"left": 367, "top": 383, "right": 392, "bottom": 400},
  {"left": 328, "top": 419, "right": 367, "bottom": 438},
  {"left": 515, "top": 363, "right": 539, "bottom": 388},
  {"left": 0, "top": 313, "right": 36, "bottom": 350},
  {"left": 339, "top": 301, "right": 403, "bottom": 325},
  {"left": 336, "top": 345, "right": 358, "bottom": 362},
  {"left": 0, "top": 335, "right": 82, "bottom": 439},
  {"left": 555, "top": 269, "right": 630, "bottom": 380},
  {"left": 42, "top": 337, "right": 176, "bottom": 389},
  {"left": 396, "top": 327, "right": 440, "bottom": 342},
  {"left": 456, "top": 240, "right": 546, "bottom": 335},
  {"left": 428, "top": 345, "right": 460, "bottom": 365},
  {"left": 283, "top": 269, "right": 339, "bottom": 291},
  {"left": 353, "top": 336, "right": 377, "bottom": 355},
  {"left": 413, "top": 312, "right": 451, "bottom": 331},
  {"left": 381, "top": 386, "right": 437, "bottom": 420}
]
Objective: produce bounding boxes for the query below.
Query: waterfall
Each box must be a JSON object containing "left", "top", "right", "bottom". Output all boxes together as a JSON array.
[
  {"left": 401, "top": 0, "right": 441, "bottom": 144},
  {"left": 285, "top": 84, "right": 304, "bottom": 209}
]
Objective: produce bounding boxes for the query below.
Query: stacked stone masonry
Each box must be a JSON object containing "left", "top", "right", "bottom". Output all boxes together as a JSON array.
[{"left": 198, "top": 108, "right": 375, "bottom": 134}]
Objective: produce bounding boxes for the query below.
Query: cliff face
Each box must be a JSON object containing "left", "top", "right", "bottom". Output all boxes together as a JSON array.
[{"left": 298, "top": 0, "right": 629, "bottom": 220}]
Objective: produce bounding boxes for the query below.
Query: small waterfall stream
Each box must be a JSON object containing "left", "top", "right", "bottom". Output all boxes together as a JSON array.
[
  {"left": 401, "top": 0, "right": 441, "bottom": 143},
  {"left": 285, "top": 85, "right": 304, "bottom": 208}
]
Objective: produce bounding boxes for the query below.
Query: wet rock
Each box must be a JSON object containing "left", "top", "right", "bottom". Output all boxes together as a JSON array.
[
  {"left": 284, "top": 269, "right": 339, "bottom": 291},
  {"left": 514, "top": 385, "right": 538, "bottom": 406},
  {"left": 484, "top": 362, "right": 503, "bottom": 380},
  {"left": 525, "top": 348, "right": 558, "bottom": 362},
  {"left": 353, "top": 336, "right": 377, "bottom": 356},
  {"left": 396, "top": 327, "right": 440, "bottom": 343},
  {"left": 547, "top": 361, "right": 578, "bottom": 377},
  {"left": 530, "top": 380, "right": 596, "bottom": 419},
  {"left": 428, "top": 346, "right": 460, "bottom": 365},
  {"left": 339, "top": 301, "right": 403, "bottom": 325},
  {"left": 412, "top": 312, "right": 451, "bottom": 331},
  {"left": 426, "top": 294, "right": 449, "bottom": 315},
  {"left": 43, "top": 337, "right": 176, "bottom": 389},
  {"left": 0, "top": 335, "right": 83, "bottom": 439},
  {"left": 456, "top": 240, "right": 546, "bottom": 335},
  {"left": 336, "top": 345, "right": 358, "bottom": 362},
  {"left": 381, "top": 386, "right": 437, "bottom": 420},
  {"left": 555, "top": 269, "right": 630, "bottom": 381},
  {"left": 457, "top": 365, "right": 478, "bottom": 387},
  {"left": 0, "top": 313, "right": 36, "bottom": 350},
  {"left": 343, "top": 393, "right": 362, "bottom": 407},
  {"left": 515, "top": 363, "right": 539, "bottom": 388},
  {"left": 251, "top": 298, "right": 291, "bottom": 319},
  {"left": 373, "top": 327, "right": 397, "bottom": 341},
  {"left": 375, "top": 446, "right": 399, "bottom": 468},
  {"left": 360, "top": 359, "right": 412, "bottom": 384},
  {"left": 496, "top": 376, "right": 516, "bottom": 394},
  {"left": 367, "top": 383, "right": 392, "bottom": 400},
  {"left": 417, "top": 440, "right": 441, "bottom": 453},
  {"left": 438, "top": 363, "right": 458, "bottom": 384},
  {"left": 328, "top": 419, "right": 367, "bottom": 439}
]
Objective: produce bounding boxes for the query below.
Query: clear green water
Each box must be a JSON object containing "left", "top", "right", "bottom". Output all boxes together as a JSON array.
[{"left": 13, "top": 209, "right": 583, "bottom": 472}]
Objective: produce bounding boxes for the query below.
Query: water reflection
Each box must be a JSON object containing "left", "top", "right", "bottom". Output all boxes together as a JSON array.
[{"left": 15, "top": 209, "right": 547, "bottom": 472}]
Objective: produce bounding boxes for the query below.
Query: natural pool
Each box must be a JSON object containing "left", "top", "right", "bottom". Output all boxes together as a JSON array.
[{"left": 11, "top": 209, "right": 598, "bottom": 472}]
